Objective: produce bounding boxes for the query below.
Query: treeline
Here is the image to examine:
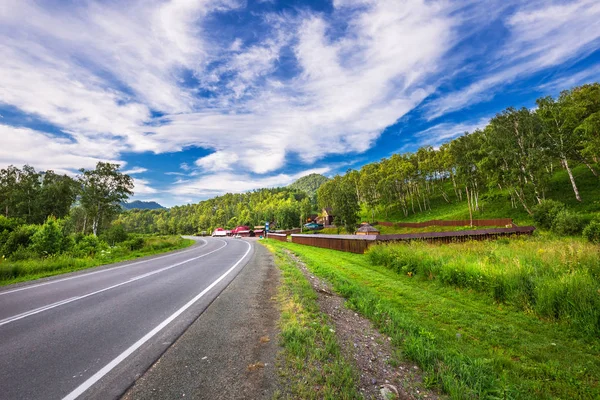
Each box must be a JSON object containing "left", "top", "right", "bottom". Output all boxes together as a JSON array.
[
  {"left": 0, "top": 161, "right": 137, "bottom": 262},
  {"left": 317, "top": 83, "right": 600, "bottom": 231},
  {"left": 117, "top": 188, "right": 314, "bottom": 235},
  {"left": 0, "top": 162, "right": 133, "bottom": 236}
]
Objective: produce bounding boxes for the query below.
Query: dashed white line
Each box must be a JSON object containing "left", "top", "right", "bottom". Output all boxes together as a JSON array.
[
  {"left": 62, "top": 240, "right": 252, "bottom": 400},
  {"left": 0, "top": 240, "right": 227, "bottom": 327},
  {"left": 0, "top": 238, "right": 208, "bottom": 296}
]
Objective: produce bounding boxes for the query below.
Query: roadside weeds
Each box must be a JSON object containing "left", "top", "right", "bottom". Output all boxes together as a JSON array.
[{"left": 263, "top": 241, "right": 441, "bottom": 400}]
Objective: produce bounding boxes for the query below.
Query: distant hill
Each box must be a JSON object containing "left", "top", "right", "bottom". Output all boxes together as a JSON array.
[
  {"left": 122, "top": 200, "right": 165, "bottom": 210},
  {"left": 289, "top": 173, "right": 330, "bottom": 196}
]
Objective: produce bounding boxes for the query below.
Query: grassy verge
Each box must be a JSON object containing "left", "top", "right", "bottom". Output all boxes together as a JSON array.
[
  {"left": 367, "top": 236, "right": 600, "bottom": 337},
  {"left": 265, "top": 239, "right": 600, "bottom": 399},
  {"left": 262, "top": 241, "right": 360, "bottom": 400},
  {"left": 0, "top": 235, "right": 194, "bottom": 286}
]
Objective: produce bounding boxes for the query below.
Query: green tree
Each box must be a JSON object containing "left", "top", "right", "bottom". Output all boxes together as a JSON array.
[
  {"left": 36, "top": 171, "right": 78, "bottom": 223},
  {"left": 79, "top": 162, "right": 134, "bottom": 236},
  {"left": 537, "top": 88, "right": 590, "bottom": 202},
  {"left": 0, "top": 165, "right": 19, "bottom": 218},
  {"left": 318, "top": 175, "right": 360, "bottom": 233},
  {"left": 31, "top": 217, "right": 64, "bottom": 256}
]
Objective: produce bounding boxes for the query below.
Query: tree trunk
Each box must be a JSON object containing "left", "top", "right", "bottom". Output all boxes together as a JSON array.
[
  {"left": 465, "top": 186, "right": 473, "bottom": 226},
  {"left": 562, "top": 157, "right": 582, "bottom": 202},
  {"left": 514, "top": 189, "right": 533, "bottom": 215},
  {"left": 82, "top": 215, "right": 87, "bottom": 234},
  {"left": 581, "top": 158, "right": 598, "bottom": 177}
]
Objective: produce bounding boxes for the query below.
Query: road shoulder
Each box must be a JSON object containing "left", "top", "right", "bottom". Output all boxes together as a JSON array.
[{"left": 122, "top": 240, "right": 281, "bottom": 400}]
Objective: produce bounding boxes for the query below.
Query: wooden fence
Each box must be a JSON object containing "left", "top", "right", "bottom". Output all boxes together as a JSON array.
[
  {"left": 267, "top": 232, "right": 288, "bottom": 242},
  {"left": 291, "top": 226, "right": 535, "bottom": 254},
  {"left": 375, "top": 218, "right": 515, "bottom": 228},
  {"left": 291, "top": 234, "right": 375, "bottom": 253}
]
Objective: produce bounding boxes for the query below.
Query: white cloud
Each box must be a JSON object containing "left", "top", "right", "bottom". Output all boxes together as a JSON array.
[
  {"left": 1, "top": 0, "right": 598, "bottom": 201},
  {"left": 0, "top": 124, "right": 123, "bottom": 174},
  {"left": 413, "top": 117, "right": 490, "bottom": 148},
  {"left": 425, "top": 0, "right": 600, "bottom": 119},
  {"left": 123, "top": 167, "right": 148, "bottom": 175},
  {"left": 171, "top": 168, "right": 330, "bottom": 197},
  {"left": 132, "top": 178, "right": 158, "bottom": 195}
]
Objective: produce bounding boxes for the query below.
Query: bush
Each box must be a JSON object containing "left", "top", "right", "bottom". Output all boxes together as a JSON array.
[
  {"left": 2, "top": 225, "right": 39, "bottom": 257},
  {"left": 9, "top": 246, "right": 38, "bottom": 261},
  {"left": 583, "top": 219, "right": 600, "bottom": 244},
  {"left": 533, "top": 200, "right": 565, "bottom": 229},
  {"left": 551, "top": 210, "right": 585, "bottom": 236},
  {"left": 72, "top": 235, "right": 106, "bottom": 257},
  {"left": 31, "top": 217, "right": 64, "bottom": 256},
  {"left": 100, "top": 224, "right": 129, "bottom": 246},
  {"left": 123, "top": 236, "right": 145, "bottom": 251}
]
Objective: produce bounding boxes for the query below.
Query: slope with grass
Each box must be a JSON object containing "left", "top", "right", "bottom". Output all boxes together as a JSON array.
[
  {"left": 266, "top": 239, "right": 600, "bottom": 399},
  {"left": 363, "top": 164, "right": 600, "bottom": 227}
]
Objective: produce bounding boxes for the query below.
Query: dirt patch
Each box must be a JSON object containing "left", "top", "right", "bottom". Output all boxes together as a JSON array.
[{"left": 284, "top": 250, "right": 444, "bottom": 400}]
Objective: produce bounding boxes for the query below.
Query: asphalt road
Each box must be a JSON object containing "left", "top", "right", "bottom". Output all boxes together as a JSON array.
[{"left": 0, "top": 237, "right": 254, "bottom": 400}]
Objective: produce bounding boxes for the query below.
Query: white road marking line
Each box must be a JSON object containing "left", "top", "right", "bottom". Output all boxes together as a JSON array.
[
  {"left": 0, "top": 240, "right": 227, "bottom": 327},
  {"left": 0, "top": 238, "right": 208, "bottom": 296},
  {"left": 62, "top": 240, "right": 252, "bottom": 400}
]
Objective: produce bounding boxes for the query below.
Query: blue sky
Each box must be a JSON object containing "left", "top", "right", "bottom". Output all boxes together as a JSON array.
[{"left": 1, "top": 0, "right": 599, "bottom": 207}]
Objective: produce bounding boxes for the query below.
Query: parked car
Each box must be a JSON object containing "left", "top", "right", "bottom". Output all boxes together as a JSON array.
[{"left": 303, "top": 222, "right": 324, "bottom": 230}]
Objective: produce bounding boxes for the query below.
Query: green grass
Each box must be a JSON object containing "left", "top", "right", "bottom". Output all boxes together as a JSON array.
[
  {"left": 265, "top": 239, "right": 600, "bottom": 399},
  {"left": 0, "top": 235, "right": 194, "bottom": 285},
  {"left": 363, "top": 164, "right": 600, "bottom": 226},
  {"left": 262, "top": 241, "right": 361, "bottom": 400},
  {"left": 367, "top": 236, "right": 600, "bottom": 337}
]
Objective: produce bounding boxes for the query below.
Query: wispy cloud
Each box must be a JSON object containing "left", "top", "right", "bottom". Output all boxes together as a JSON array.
[
  {"left": 0, "top": 0, "right": 598, "bottom": 200},
  {"left": 123, "top": 167, "right": 148, "bottom": 175},
  {"left": 425, "top": 0, "right": 600, "bottom": 120},
  {"left": 171, "top": 168, "right": 331, "bottom": 197}
]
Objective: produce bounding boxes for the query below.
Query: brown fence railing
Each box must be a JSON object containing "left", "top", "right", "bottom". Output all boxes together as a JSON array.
[
  {"left": 375, "top": 218, "right": 515, "bottom": 228},
  {"left": 291, "top": 234, "right": 376, "bottom": 253},
  {"left": 267, "top": 232, "right": 288, "bottom": 242},
  {"left": 291, "top": 226, "right": 534, "bottom": 254}
]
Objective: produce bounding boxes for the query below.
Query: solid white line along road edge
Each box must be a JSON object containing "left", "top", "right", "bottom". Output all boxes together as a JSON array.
[
  {"left": 0, "top": 238, "right": 209, "bottom": 296},
  {"left": 62, "top": 240, "right": 252, "bottom": 400},
  {"left": 0, "top": 240, "right": 227, "bottom": 327}
]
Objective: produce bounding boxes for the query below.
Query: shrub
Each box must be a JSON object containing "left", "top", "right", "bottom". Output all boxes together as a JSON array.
[
  {"left": 100, "top": 224, "right": 129, "bottom": 246},
  {"left": 532, "top": 200, "right": 565, "bottom": 230},
  {"left": 31, "top": 217, "right": 64, "bottom": 256},
  {"left": 2, "top": 225, "right": 38, "bottom": 257},
  {"left": 72, "top": 235, "right": 106, "bottom": 257},
  {"left": 123, "top": 236, "right": 145, "bottom": 251},
  {"left": 583, "top": 219, "right": 600, "bottom": 244},
  {"left": 551, "top": 210, "right": 585, "bottom": 236},
  {"left": 9, "top": 246, "right": 38, "bottom": 261},
  {"left": 0, "top": 216, "right": 23, "bottom": 233}
]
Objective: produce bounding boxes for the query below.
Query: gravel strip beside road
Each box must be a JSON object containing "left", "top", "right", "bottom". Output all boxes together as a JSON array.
[{"left": 122, "top": 240, "right": 281, "bottom": 400}]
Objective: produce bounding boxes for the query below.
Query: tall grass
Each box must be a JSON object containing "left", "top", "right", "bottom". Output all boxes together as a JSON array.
[
  {"left": 0, "top": 235, "right": 193, "bottom": 285},
  {"left": 367, "top": 236, "right": 600, "bottom": 336}
]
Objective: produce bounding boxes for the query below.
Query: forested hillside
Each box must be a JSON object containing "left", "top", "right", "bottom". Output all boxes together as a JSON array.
[
  {"left": 117, "top": 187, "right": 314, "bottom": 234},
  {"left": 288, "top": 173, "right": 329, "bottom": 197}
]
